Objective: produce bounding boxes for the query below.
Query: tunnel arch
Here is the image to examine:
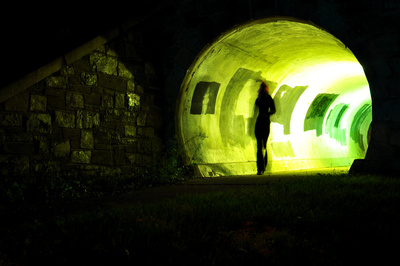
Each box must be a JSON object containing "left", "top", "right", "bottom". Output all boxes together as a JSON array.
[{"left": 176, "top": 17, "right": 372, "bottom": 177}]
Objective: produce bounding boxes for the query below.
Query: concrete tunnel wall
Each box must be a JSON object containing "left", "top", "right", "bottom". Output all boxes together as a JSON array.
[{"left": 176, "top": 18, "right": 372, "bottom": 177}]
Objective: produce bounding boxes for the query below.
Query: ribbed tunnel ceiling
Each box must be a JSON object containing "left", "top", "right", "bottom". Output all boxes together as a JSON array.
[{"left": 177, "top": 18, "right": 372, "bottom": 177}]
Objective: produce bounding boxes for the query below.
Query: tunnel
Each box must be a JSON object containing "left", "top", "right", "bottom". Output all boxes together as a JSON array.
[{"left": 176, "top": 17, "right": 372, "bottom": 177}]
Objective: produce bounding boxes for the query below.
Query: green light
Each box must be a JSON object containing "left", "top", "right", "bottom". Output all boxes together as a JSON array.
[{"left": 177, "top": 18, "right": 372, "bottom": 176}]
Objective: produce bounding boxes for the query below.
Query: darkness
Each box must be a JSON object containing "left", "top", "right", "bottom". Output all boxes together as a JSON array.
[
  {"left": 0, "top": 1, "right": 160, "bottom": 88},
  {"left": 0, "top": 0, "right": 379, "bottom": 89}
]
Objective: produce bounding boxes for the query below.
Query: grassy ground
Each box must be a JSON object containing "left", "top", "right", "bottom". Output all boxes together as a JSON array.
[{"left": 1, "top": 174, "right": 400, "bottom": 265}]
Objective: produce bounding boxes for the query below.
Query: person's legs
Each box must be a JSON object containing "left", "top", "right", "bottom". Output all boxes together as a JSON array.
[
  {"left": 263, "top": 125, "right": 271, "bottom": 170},
  {"left": 256, "top": 137, "right": 264, "bottom": 174},
  {"left": 263, "top": 139, "right": 268, "bottom": 169}
]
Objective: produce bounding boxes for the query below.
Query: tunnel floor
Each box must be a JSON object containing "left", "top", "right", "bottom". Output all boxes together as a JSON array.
[{"left": 177, "top": 17, "right": 372, "bottom": 177}]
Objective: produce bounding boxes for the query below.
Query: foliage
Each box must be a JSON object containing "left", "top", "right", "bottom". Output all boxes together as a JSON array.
[
  {"left": 135, "top": 134, "right": 206, "bottom": 186},
  {"left": 183, "top": 132, "right": 207, "bottom": 164}
]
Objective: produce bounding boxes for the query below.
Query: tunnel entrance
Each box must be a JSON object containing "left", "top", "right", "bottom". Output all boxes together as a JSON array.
[{"left": 177, "top": 17, "right": 372, "bottom": 177}]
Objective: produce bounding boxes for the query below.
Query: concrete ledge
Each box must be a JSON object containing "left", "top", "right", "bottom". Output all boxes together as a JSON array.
[
  {"left": 350, "top": 158, "right": 400, "bottom": 175},
  {"left": 0, "top": 57, "right": 65, "bottom": 103}
]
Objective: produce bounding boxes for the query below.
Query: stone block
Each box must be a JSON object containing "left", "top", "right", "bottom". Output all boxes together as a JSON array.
[
  {"left": 76, "top": 110, "right": 100, "bottom": 128},
  {"left": 94, "top": 45, "right": 106, "bottom": 53},
  {"left": 71, "top": 150, "right": 91, "bottom": 164},
  {"left": 70, "top": 85, "right": 91, "bottom": 94},
  {"left": 47, "top": 95, "right": 66, "bottom": 109},
  {"left": 68, "top": 76, "right": 81, "bottom": 86},
  {"left": 70, "top": 139, "right": 80, "bottom": 149},
  {"left": 118, "top": 61, "right": 134, "bottom": 79},
  {"left": 90, "top": 52, "right": 118, "bottom": 76},
  {"left": 46, "top": 76, "right": 68, "bottom": 89},
  {"left": 127, "top": 80, "right": 135, "bottom": 92},
  {"left": 137, "top": 113, "right": 147, "bottom": 126},
  {"left": 94, "top": 129, "right": 112, "bottom": 145},
  {"left": 95, "top": 128, "right": 122, "bottom": 145},
  {"left": 60, "top": 65, "right": 75, "bottom": 76},
  {"left": 34, "top": 135, "right": 50, "bottom": 155},
  {"left": 7, "top": 132, "right": 33, "bottom": 142},
  {"left": 125, "top": 125, "right": 136, "bottom": 137},
  {"left": 104, "top": 109, "right": 136, "bottom": 124},
  {"left": 91, "top": 87, "right": 103, "bottom": 94},
  {"left": 98, "top": 73, "right": 126, "bottom": 92},
  {"left": 4, "top": 142, "right": 34, "bottom": 155},
  {"left": 30, "top": 94, "right": 47, "bottom": 111},
  {"left": 101, "top": 94, "right": 114, "bottom": 108},
  {"left": 85, "top": 94, "right": 101, "bottom": 106},
  {"left": 80, "top": 72, "right": 98, "bottom": 86},
  {"left": 94, "top": 144, "right": 113, "bottom": 150},
  {"left": 45, "top": 87, "right": 66, "bottom": 97},
  {"left": 51, "top": 126, "right": 63, "bottom": 139},
  {"left": 62, "top": 128, "right": 81, "bottom": 140},
  {"left": 81, "top": 130, "right": 94, "bottom": 149},
  {"left": 27, "top": 113, "right": 52, "bottom": 133},
  {"left": 5, "top": 93, "right": 29, "bottom": 111},
  {"left": 55, "top": 110, "right": 75, "bottom": 128},
  {"left": 72, "top": 57, "right": 91, "bottom": 72},
  {"left": 0, "top": 113, "right": 23, "bottom": 127},
  {"left": 53, "top": 140, "right": 70, "bottom": 157},
  {"left": 115, "top": 93, "right": 125, "bottom": 109},
  {"left": 92, "top": 150, "right": 113, "bottom": 165},
  {"left": 126, "top": 153, "right": 138, "bottom": 164},
  {"left": 127, "top": 93, "right": 140, "bottom": 109},
  {"left": 66, "top": 92, "right": 84, "bottom": 108}
]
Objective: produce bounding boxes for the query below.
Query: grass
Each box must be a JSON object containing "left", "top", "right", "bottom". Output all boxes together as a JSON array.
[{"left": 1, "top": 174, "right": 400, "bottom": 265}]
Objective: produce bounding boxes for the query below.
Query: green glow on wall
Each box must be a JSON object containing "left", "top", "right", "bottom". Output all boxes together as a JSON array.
[{"left": 177, "top": 18, "right": 372, "bottom": 177}]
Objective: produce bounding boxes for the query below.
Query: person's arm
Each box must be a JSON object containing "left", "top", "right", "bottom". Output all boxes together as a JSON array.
[
  {"left": 269, "top": 96, "right": 276, "bottom": 115},
  {"left": 255, "top": 98, "right": 259, "bottom": 113}
]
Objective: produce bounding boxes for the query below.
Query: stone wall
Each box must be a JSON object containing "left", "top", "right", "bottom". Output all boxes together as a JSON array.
[{"left": 0, "top": 25, "right": 163, "bottom": 177}]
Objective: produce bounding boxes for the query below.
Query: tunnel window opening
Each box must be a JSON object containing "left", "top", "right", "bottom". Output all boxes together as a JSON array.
[
  {"left": 177, "top": 17, "right": 372, "bottom": 177},
  {"left": 304, "top": 93, "right": 339, "bottom": 136},
  {"left": 190, "top": 82, "right": 220, "bottom": 115}
]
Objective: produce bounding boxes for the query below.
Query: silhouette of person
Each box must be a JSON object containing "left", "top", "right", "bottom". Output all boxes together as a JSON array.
[{"left": 255, "top": 82, "right": 276, "bottom": 175}]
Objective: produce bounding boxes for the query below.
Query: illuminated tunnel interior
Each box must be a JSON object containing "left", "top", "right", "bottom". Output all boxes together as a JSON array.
[{"left": 177, "top": 18, "right": 372, "bottom": 177}]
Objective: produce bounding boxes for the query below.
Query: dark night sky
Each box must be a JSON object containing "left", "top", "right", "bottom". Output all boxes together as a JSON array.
[{"left": 0, "top": 2, "right": 157, "bottom": 88}]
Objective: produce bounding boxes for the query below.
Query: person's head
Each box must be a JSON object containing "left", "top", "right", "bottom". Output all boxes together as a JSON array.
[{"left": 258, "top": 81, "right": 269, "bottom": 95}]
